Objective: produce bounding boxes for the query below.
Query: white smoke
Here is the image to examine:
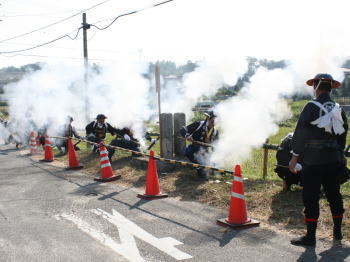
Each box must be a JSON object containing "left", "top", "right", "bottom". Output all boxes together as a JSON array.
[
  {"left": 161, "top": 56, "right": 248, "bottom": 116},
  {"left": 211, "top": 68, "right": 295, "bottom": 166},
  {"left": 0, "top": 123, "right": 10, "bottom": 144},
  {"left": 4, "top": 60, "right": 152, "bottom": 146}
]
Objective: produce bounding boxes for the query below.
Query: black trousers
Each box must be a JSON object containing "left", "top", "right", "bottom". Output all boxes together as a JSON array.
[
  {"left": 302, "top": 163, "right": 344, "bottom": 219},
  {"left": 108, "top": 139, "right": 140, "bottom": 159}
]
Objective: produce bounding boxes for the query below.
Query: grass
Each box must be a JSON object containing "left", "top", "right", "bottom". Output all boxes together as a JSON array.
[
  {"left": 0, "top": 105, "right": 8, "bottom": 118},
  {"left": 12, "top": 100, "right": 350, "bottom": 242}
]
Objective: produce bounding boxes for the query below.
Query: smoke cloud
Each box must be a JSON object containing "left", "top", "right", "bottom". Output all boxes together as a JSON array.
[{"left": 3, "top": 60, "right": 152, "bottom": 146}]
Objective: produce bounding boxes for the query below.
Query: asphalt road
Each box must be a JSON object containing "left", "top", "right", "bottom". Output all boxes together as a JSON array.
[{"left": 1, "top": 144, "right": 350, "bottom": 262}]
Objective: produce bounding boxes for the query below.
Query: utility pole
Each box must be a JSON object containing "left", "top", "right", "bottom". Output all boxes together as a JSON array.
[{"left": 82, "top": 13, "right": 90, "bottom": 122}]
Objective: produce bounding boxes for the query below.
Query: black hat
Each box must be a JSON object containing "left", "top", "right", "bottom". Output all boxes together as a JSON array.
[
  {"left": 67, "top": 116, "right": 73, "bottom": 122},
  {"left": 306, "top": 73, "right": 341, "bottom": 88},
  {"left": 204, "top": 111, "right": 217, "bottom": 118},
  {"left": 96, "top": 114, "right": 107, "bottom": 120}
]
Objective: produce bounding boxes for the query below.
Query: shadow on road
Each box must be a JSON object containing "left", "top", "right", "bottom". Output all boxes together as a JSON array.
[
  {"left": 318, "top": 243, "right": 350, "bottom": 262},
  {"left": 269, "top": 189, "right": 305, "bottom": 231},
  {"left": 296, "top": 243, "right": 350, "bottom": 262}
]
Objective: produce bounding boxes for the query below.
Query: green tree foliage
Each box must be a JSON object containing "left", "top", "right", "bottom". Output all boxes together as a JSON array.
[
  {"left": 148, "top": 60, "right": 198, "bottom": 78},
  {"left": 0, "top": 63, "right": 41, "bottom": 73}
]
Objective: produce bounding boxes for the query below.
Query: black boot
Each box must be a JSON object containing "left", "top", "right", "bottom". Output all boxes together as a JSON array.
[
  {"left": 333, "top": 216, "right": 343, "bottom": 241},
  {"left": 291, "top": 221, "right": 317, "bottom": 247}
]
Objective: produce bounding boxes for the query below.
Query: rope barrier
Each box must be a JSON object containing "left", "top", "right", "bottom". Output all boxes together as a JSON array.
[{"left": 49, "top": 135, "right": 234, "bottom": 175}]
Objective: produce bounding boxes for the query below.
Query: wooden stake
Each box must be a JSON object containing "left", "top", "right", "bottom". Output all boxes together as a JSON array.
[
  {"left": 263, "top": 138, "right": 269, "bottom": 179},
  {"left": 155, "top": 63, "right": 163, "bottom": 156}
]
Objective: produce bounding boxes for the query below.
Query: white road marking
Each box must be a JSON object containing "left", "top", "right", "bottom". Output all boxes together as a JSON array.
[
  {"left": 92, "top": 208, "right": 193, "bottom": 260},
  {"left": 57, "top": 209, "right": 192, "bottom": 261},
  {"left": 59, "top": 213, "right": 144, "bottom": 262}
]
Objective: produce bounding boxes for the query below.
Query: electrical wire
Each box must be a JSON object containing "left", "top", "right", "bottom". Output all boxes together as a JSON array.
[
  {"left": 90, "top": 0, "right": 174, "bottom": 31},
  {"left": 1, "top": 41, "right": 123, "bottom": 53},
  {"left": 0, "top": 28, "right": 82, "bottom": 54},
  {"left": 1, "top": 53, "right": 117, "bottom": 62},
  {"left": 0, "top": 0, "right": 175, "bottom": 54},
  {"left": 0, "top": 9, "right": 83, "bottom": 18},
  {"left": 0, "top": 0, "right": 112, "bottom": 43}
]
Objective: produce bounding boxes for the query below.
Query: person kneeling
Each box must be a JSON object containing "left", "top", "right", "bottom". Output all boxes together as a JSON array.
[{"left": 180, "top": 111, "right": 218, "bottom": 181}]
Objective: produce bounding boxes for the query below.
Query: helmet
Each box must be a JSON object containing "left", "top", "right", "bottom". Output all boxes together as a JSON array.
[
  {"left": 204, "top": 111, "right": 217, "bottom": 118},
  {"left": 306, "top": 73, "right": 341, "bottom": 88},
  {"left": 96, "top": 114, "right": 107, "bottom": 120},
  {"left": 67, "top": 116, "right": 73, "bottom": 122}
]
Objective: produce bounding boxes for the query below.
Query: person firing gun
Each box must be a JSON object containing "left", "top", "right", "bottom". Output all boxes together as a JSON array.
[{"left": 180, "top": 111, "right": 219, "bottom": 180}]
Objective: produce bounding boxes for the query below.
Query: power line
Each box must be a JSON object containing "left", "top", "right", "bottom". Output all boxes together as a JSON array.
[
  {"left": 0, "top": 0, "right": 112, "bottom": 43},
  {"left": 0, "top": 0, "right": 175, "bottom": 54},
  {"left": 91, "top": 0, "right": 174, "bottom": 31},
  {"left": 0, "top": 29, "right": 82, "bottom": 54},
  {"left": 0, "top": 9, "right": 82, "bottom": 18},
  {"left": 1, "top": 41, "right": 125, "bottom": 53},
  {"left": 0, "top": 53, "right": 117, "bottom": 62}
]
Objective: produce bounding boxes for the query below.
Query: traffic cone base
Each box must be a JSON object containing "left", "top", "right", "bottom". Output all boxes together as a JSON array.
[
  {"left": 216, "top": 218, "right": 260, "bottom": 229},
  {"left": 94, "top": 174, "right": 121, "bottom": 182},
  {"left": 137, "top": 193, "right": 168, "bottom": 200},
  {"left": 39, "top": 159, "right": 54, "bottom": 163},
  {"left": 66, "top": 165, "right": 84, "bottom": 170}
]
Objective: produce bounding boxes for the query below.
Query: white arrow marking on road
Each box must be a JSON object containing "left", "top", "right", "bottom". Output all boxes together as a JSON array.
[
  {"left": 59, "top": 213, "right": 144, "bottom": 262},
  {"left": 91, "top": 208, "right": 193, "bottom": 260}
]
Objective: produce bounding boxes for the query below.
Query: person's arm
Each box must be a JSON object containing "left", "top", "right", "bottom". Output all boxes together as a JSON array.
[
  {"left": 85, "top": 122, "right": 94, "bottom": 135},
  {"left": 115, "top": 127, "right": 125, "bottom": 137},
  {"left": 289, "top": 103, "right": 314, "bottom": 173},
  {"left": 338, "top": 109, "right": 348, "bottom": 152},
  {"left": 106, "top": 123, "right": 119, "bottom": 136},
  {"left": 180, "top": 121, "right": 201, "bottom": 142},
  {"left": 72, "top": 126, "right": 81, "bottom": 139},
  {"left": 213, "top": 128, "right": 219, "bottom": 142}
]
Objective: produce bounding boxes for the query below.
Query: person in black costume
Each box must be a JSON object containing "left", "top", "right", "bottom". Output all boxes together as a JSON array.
[
  {"left": 85, "top": 114, "right": 118, "bottom": 153},
  {"left": 274, "top": 133, "right": 303, "bottom": 191},
  {"left": 180, "top": 111, "right": 219, "bottom": 180},
  {"left": 289, "top": 73, "right": 348, "bottom": 247}
]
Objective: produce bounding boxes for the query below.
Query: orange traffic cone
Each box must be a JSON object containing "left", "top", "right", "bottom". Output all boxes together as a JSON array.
[
  {"left": 29, "top": 131, "right": 38, "bottom": 155},
  {"left": 217, "top": 165, "right": 259, "bottom": 229},
  {"left": 137, "top": 150, "right": 168, "bottom": 200},
  {"left": 40, "top": 134, "right": 53, "bottom": 162},
  {"left": 66, "top": 138, "right": 83, "bottom": 170},
  {"left": 94, "top": 142, "right": 121, "bottom": 182}
]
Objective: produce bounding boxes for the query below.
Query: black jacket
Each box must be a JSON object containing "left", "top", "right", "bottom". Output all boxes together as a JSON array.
[
  {"left": 291, "top": 93, "right": 348, "bottom": 165},
  {"left": 85, "top": 121, "right": 118, "bottom": 140},
  {"left": 180, "top": 120, "right": 218, "bottom": 144}
]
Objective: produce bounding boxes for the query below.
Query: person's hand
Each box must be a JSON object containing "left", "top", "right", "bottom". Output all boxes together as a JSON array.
[
  {"left": 186, "top": 136, "right": 194, "bottom": 142},
  {"left": 289, "top": 155, "right": 299, "bottom": 174}
]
